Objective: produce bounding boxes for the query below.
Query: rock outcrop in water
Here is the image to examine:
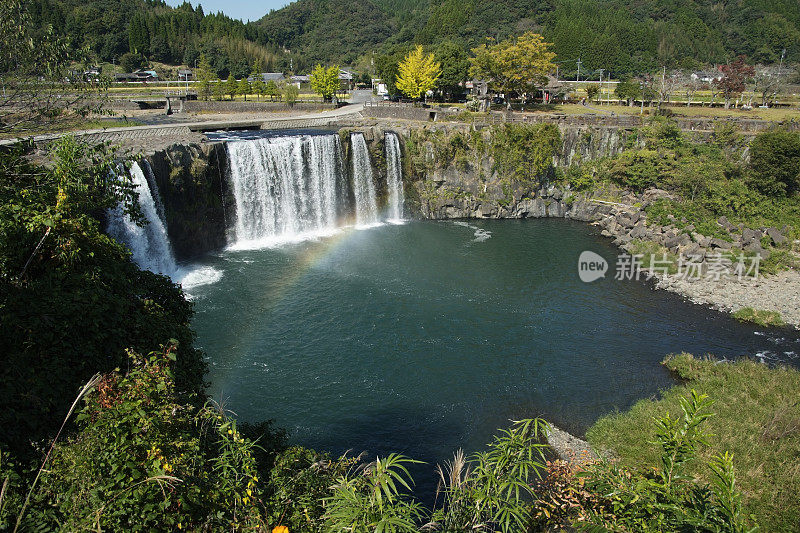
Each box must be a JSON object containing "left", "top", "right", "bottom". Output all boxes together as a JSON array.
[{"left": 146, "top": 143, "right": 230, "bottom": 261}]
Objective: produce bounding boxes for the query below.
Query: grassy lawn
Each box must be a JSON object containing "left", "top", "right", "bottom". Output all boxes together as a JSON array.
[
  {"left": 586, "top": 353, "right": 800, "bottom": 532},
  {"left": 547, "top": 103, "right": 800, "bottom": 121}
]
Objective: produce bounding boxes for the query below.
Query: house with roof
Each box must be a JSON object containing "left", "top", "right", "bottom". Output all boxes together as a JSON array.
[
  {"left": 251, "top": 72, "right": 286, "bottom": 84},
  {"left": 339, "top": 69, "right": 355, "bottom": 91},
  {"left": 115, "top": 69, "right": 159, "bottom": 82}
]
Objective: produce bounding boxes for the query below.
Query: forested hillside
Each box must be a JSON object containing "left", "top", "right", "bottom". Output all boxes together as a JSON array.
[
  {"left": 24, "top": 0, "right": 800, "bottom": 77},
  {"left": 27, "top": 0, "right": 283, "bottom": 77},
  {"left": 255, "top": 0, "right": 800, "bottom": 74}
]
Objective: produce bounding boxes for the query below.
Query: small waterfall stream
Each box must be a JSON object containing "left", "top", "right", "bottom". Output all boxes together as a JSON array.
[
  {"left": 350, "top": 133, "right": 379, "bottom": 226},
  {"left": 106, "top": 162, "right": 178, "bottom": 276},
  {"left": 385, "top": 132, "right": 404, "bottom": 221}
]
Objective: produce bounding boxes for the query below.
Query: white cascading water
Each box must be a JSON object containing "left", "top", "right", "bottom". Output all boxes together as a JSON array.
[
  {"left": 350, "top": 133, "right": 379, "bottom": 226},
  {"left": 227, "top": 134, "right": 345, "bottom": 247},
  {"left": 385, "top": 132, "right": 404, "bottom": 221},
  {"left": 106, "top": 162, "right": 178, "bottom": 276}
]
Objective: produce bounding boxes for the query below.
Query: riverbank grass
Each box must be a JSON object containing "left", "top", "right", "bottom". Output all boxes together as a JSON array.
[
  {"left": 732, "top": 307, "right": 786, "bottom": 327},
  {"left": 586, "top": 353, "right": 800, "bottom": 531}
]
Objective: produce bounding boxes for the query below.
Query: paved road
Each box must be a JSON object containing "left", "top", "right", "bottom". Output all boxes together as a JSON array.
[{"left": 0, "top": 103, "right": 365, "bottom": 147}]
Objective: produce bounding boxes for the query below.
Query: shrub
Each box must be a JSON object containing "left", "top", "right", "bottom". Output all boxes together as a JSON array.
[
  {"left": 605, "top": 149, "right": 672, "bottom": 191},
  {"left": 491, "top": 123, "right": 562, "bottom": 184},
  {"left": 265, "top": 446, "right": 351, "bottom": 532},
  {"left": 0, "top": 138, "right": 205, "bottom": 454},
  {"left": 430, "top": 419, "right": 549, "bottom": 532},
  {"left": 580, "top": 390, "right": 755, "bottom": 532},
  {"left": 588, "top": 354, "right": 800, "bottom": 531},
  {"left": 15, "top": 346, "right": 265, "bottom": 531},
  {"left": 324, "top": 454, "right": 426, "bottom": 532},
  {"left": 748, "top": 129, "right": 800, "bottom": 196}
]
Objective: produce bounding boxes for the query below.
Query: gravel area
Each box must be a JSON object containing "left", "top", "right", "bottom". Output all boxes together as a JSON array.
[{"left": 655, "top": 269, "right": 800, "bottom": 328}]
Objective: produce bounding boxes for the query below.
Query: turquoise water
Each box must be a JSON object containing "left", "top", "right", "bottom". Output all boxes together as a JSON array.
[{"left": 189, "top": 218, "right": 797, "bottom": 495}]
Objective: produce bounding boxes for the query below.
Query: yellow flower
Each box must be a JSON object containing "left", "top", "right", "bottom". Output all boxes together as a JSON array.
[
  {"left": 247, "top": 489, "right": 252, "bottom": 496},
  {"left": 227, "top": 429, "right": 233, "bottom": 434},
  {"left": 272, "top": 526, "right": 289, "bottom": 533}
]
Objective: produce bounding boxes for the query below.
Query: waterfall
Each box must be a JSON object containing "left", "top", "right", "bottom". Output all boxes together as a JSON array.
[
  {"left": 350, "top": 133, "right": 379, "bottom": 226},
  {"left": 227, "top": 134, "right": 346, "bottom": 246},
  {"left": 106, "top": 162, "right": 178, "bottom": 276},
  {"left": 385, "top": 132, "right": 404, "bottom": 221}
]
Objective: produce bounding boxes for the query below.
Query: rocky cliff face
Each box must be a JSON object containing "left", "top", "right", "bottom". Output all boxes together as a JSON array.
[
  {"left": 145, "top": 142, "right": 231, "bottom": 261},
  {"left": 140, "top": 123, "right": 633, "bottom": 259},
  {"left": 351, "top": 123, "right": 631, "bottom": 222}
]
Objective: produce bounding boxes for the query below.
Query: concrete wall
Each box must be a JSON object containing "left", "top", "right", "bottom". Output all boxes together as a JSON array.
[{"left": 184, "top": 101, "right": 335, "bottom": 113}]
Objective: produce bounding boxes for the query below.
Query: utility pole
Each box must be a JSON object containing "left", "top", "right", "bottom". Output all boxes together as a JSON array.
[{"left": 576, "top": 57, "right": 582, "bottom": 83}]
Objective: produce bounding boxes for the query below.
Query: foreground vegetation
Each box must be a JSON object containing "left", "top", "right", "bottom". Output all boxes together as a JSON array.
[{"left": 588, "top": 353, "right": 800, "bottom": 532}]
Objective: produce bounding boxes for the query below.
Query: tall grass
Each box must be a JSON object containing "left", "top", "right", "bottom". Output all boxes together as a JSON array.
[{"left": 586, "top": 353, "right": 800, "bottom": 531}]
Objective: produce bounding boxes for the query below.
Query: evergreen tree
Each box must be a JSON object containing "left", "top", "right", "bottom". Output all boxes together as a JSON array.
[
  {"left": 213, "top": 78, "right": 225, "bottom": 101},
  {"left": 238, "top": 77, "right": 251, "bottom": 101},
  {"left": 265, "top": 80, "right": 279, "bottom": 101},
  {"left": 197, "top": 54, "right": 214, "bottom": 101},
  {"left": 225, "top": 76, "right": 238, "bottom": 100},
  {"left": 252, "top": 78, "right": 266, "bottom": 101}
]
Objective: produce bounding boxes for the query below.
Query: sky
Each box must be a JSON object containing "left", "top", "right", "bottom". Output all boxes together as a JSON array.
[{"left": 164, "top": 0, "right": 295, "bottom": 22}]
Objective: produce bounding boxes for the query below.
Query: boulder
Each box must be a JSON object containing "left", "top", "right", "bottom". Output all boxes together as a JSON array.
[
  {"left": 630, "top": 222, "right": 648, "bottom": 239},
  {"left": 710, "top": 238, "right": 732, "bottom": 250},
  {"left": 665, "top": 233, "right": 691, "bottom": 251},
  {"left": 742, "top": 228, "right": 761, "bottom": 246},
  {"left": 766, "top": 227, "right": 787, "bottom": 246},
  {"left": 681, "top": 242, "right": 702, "bottom": 257},
  {"left": 717, "top": 216, "right": 737, "bottom": 233}
]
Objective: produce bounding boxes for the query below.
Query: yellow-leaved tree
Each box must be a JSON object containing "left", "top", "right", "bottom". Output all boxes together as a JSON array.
[
  {"left": 469, "top": 32, "right": 555, "bottom": 106},
  {"left": 310, "top": 64, "right": 341, "bottom": 102},
  {"left": 396, "top": 46, "right": 441, "bottom": 101}
]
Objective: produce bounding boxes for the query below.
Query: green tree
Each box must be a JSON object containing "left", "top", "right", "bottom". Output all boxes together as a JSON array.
[
  {"left": 119, "top": 52, "right": 145, "bottom": 73},
  {"left": 127, "top": 13, "right": 149, "bottom": 56},
  {"left": 252, "top": 78, "right": 266, "bottom": 101},
  {"left": 586, "top": 83, "right": 600, "bottom": 101},
  {"left": 197, "top": 54, "right": 214, "bottom": 101},
  {"left": 0, "top": 0, "right": 106, "bottom": 134},
  {"left": 237, "top": 77, "right": 251, "bottom": 101},
  {"left": 283, "top": 83, "right": 299, "bottom": 106},
  {"left": 375, "top": 47, "right": 411, "bottom": 97},
  {"left": 310, "top": 64, "right": 341, "bottom": 102},
  {"left": 213, "top": 78, "right": 225, "bottom": 101},
  {"left": 436, "top": 41, "right": 469, "bottom": 101},
  {"left": 225, "top": 76, "right": 238, "bottom": 101},
  {"left": 396, "top": 45, "right": 441, "bottom": 101},
  {"left": 615, "top": 79, "right": 641, "bottom": 106},
  {"left": 748, "top": 130, "right": 800, "bottom": 196},
  {"left": 469, "top": 32, "right": 555, "bottom": 106},
  {"left": 265, "top": 79, "right": 279, "bottom": 101}
]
